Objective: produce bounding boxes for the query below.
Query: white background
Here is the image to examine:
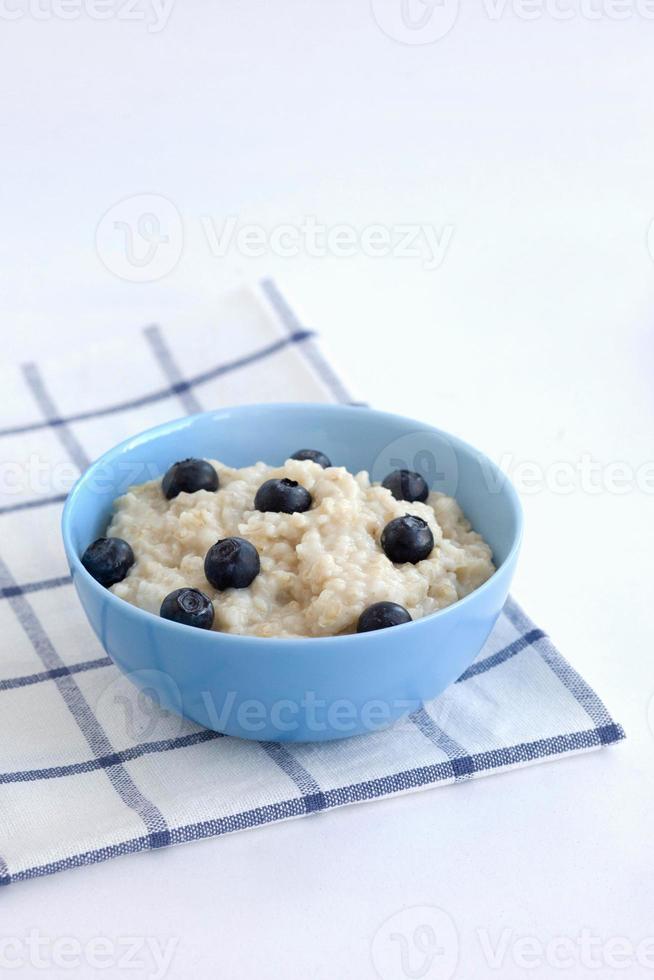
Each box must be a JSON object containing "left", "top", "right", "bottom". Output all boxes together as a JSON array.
[{"left": 1, "top": 1, "right": 654, "bottom": 977}]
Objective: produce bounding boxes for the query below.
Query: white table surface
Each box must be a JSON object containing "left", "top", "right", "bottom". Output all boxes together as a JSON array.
[{"left": 1, "top": 3, "right": 653, "bottom": 978}]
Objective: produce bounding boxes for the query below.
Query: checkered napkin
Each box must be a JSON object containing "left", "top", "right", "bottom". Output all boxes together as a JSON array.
[{"left": 0, "top": 280, "right": 624, "bottom": 886}]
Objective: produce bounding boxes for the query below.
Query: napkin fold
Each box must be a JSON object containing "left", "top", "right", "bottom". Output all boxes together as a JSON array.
[{"left": 0, "top": 279, "right": 624, "bottom": 885}]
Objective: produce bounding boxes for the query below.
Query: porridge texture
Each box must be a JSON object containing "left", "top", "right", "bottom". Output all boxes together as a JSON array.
[{"left": 108, "top": 458, "right": 495, "bottom": 637}]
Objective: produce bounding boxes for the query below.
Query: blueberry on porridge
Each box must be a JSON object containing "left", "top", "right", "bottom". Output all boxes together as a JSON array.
[
  {"left": 162, "top": 458, "right": 219, "bottom": 500},
  {"left": 381, "top": 514, "right": 435, "bottom": 565},
  {"left": 357, "top": 601, "right": 412, "bottom": 633},
  {"left": 254, "top": 477, "right": 312, "bottom": 514},
  {"left": 160, "top": 587, "right": 215, "bottom": 629},
  {"left": 90, "top": 453, "right": 495, "bottom": 638},
  {"left": 81, "top": 537, "right": 134, "bottom": 587},
  {"left": 204, "top": 537, "right": 261, "bottom": 591},
  {"left": 290, "top": 448, "right": 332, "bottom": 468},
  {"left": 381, "top": 468, "right": 429, "bottom": 503}
]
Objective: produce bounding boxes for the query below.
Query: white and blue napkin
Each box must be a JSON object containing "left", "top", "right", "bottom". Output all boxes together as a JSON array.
[{"left": 0, "top": 280, "right": 624, "bottom": 885}]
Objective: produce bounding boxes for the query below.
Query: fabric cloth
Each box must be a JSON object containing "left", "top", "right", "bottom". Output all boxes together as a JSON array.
[{"left": 0, "top": 279, "right": 624, "bottom": 885}]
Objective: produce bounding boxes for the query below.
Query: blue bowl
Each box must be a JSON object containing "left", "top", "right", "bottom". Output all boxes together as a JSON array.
[{"left": 61, "top": 403, "right": 522, "bottom": 742}]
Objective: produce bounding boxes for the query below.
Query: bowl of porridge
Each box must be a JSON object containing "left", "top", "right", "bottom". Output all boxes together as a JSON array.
[{"left": 62, "top": 403, "right": 522, "bottom": 742}]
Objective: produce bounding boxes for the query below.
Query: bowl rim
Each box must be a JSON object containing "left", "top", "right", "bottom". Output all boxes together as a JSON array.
[{"left": 61, "top": 402, "right": 523, "bottom": 647}]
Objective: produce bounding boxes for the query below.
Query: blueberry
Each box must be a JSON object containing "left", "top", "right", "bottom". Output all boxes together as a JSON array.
[
  {"left": 381, "top": 515, "right": 434, "bottom": 564},
  {"left": 81, "top": 537, "right": 135, "bottom": 587},
  {"left": 254, "top": 478, "right": 312, "bottom": 514},
  {"left": 204, "top": 537, "right": 261, "bottom": 590},
  {"left": 160, "top": 588, "right": 214, "bottom": 629},
  {"left": 357, "top": 601, "right": 412, "bottom": 633},
  {"left": 382, "top": 469, "right": 428, "bottom": 503},
  {"left": 291, "top": 448, "right": 332, "bottom": 468},
  {"left": 162, "top": 458, "right": 219, "bottom": 500}
]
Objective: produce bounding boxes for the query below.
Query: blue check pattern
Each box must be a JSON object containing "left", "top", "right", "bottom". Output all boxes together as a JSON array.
[{"left": 0, "top": 280, "right": 624, "bottom": 886}]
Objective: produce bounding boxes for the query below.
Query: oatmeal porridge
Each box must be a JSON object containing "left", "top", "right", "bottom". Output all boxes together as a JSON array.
[{"left": 81, "top": 452, "right": 495, "bottom": 638}]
